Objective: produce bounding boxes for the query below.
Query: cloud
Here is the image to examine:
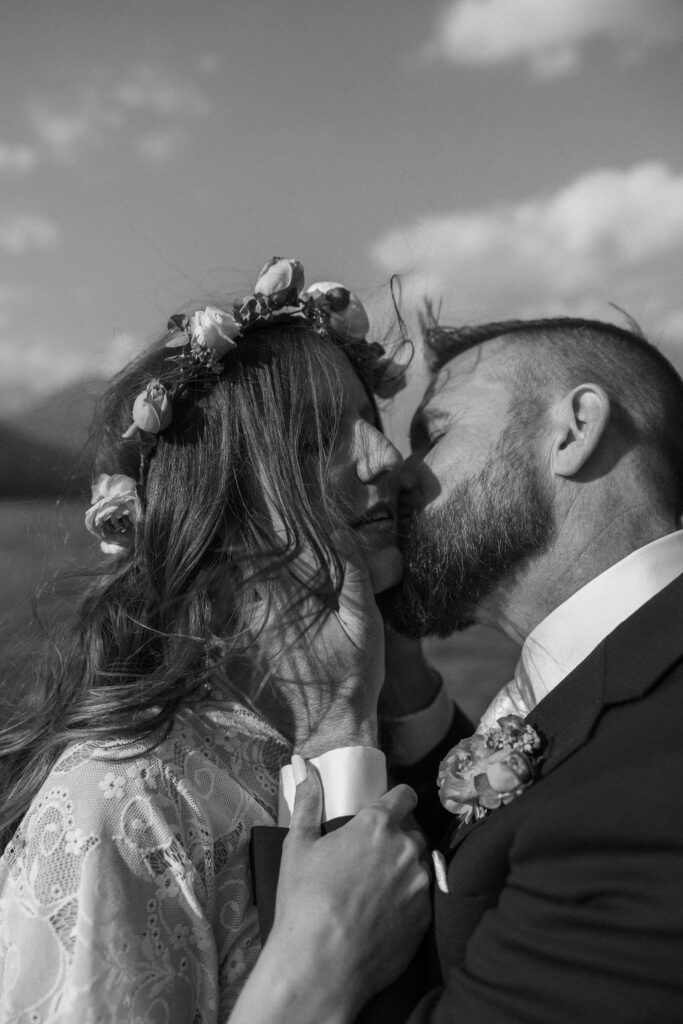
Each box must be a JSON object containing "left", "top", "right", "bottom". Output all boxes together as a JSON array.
[
  {"left": 0, "top": 334, "right": 107, "bottom": 416},
  {"left": 0, "top": 286, "right": 18, "bottom": 329},
  {"left": 0, "top": 325, "right": 141, "bottom": 416},
  {"left": 106, "top": 330, "right": 141, "bottom": 373},
  {"left": 0, "top": 337, "right": 94, "bottom": 386},
  {"left": 370, "top": 162, "right": 683, "bottom": 368},
  {"left": 197, "top": 53, "right": 223, "bottom": 76},
  {"left": 113, "top": 66, "right": 209, "bottom": 117},
  {"left": 28, "top": 64, "right": 209, "bottom": 161},
  {"left": 0, "top": 215, "right": 59, "bottom": 253},
  {"left": 424, "top": 0, "right": 683, "bottom": 76},
  {"left": 137, "top": 128, "right": 188, "bottom": 162},
  {"left": 0, "top": 143, "right": 38, "bottom": 173},
  {"left": 29, "top": 99, "right": 118, "bottom": 160}
]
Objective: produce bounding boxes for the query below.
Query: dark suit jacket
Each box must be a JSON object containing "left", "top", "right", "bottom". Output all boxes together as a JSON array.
[{"left": 252, "top": 571, "right": 683, "bottom": 1023}]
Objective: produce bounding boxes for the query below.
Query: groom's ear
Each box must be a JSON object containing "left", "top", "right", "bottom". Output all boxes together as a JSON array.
[{"left": 549, "top": 384, "right": 610, "bottom": 478}]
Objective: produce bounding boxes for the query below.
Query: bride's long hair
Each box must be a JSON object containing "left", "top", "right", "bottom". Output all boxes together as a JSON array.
[{"left": 0, "top": 316, "right": 386, "bottom": 843}]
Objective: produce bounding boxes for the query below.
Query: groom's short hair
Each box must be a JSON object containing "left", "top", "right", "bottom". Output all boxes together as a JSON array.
[{"left": 420, "top": 312, "right": 683, "bottom": 515}]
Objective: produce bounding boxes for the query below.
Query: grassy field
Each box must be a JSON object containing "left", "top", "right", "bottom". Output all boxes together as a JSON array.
[{"left": 0, "top": 500, "right": 520, "bottom": 721}]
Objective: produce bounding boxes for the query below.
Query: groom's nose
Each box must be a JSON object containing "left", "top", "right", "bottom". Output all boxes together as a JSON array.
[{"left": 398, "top": 457, "right": 421, "bottom": 500}]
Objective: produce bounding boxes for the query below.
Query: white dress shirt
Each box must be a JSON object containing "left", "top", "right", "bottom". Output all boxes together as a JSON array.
[
  {"left": 478, "top": 530, "right": 683, "bottom": 730},
  {"left": 279, "top": 531, "right": 683, "bottom": 824}
]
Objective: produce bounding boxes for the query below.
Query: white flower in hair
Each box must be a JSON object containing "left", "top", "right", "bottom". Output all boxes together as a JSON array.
[
  {"left": 305, "top": 281, "right": 370, "bottom": 341},
  {"left": 85, "top": 473, "right": 142, "bottom": 555},
  {"left": 188, "top": 307, "right": 241, "bottom": 357}
]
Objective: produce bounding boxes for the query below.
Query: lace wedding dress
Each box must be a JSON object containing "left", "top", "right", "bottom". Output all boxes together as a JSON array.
[{"left": 0, "top": 694, "right": 290, "bottom": 1023}]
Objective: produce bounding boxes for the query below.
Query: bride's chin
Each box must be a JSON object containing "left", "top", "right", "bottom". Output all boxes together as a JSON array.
[{"left": 365, "top": 546, "right": 404, "bottom": 594}]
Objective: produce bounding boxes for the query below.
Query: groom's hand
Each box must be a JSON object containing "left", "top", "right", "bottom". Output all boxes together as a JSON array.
[
  {"left": 267, "top": 761, "right": 431, "bottom": 1020},
  {"left": 380, "top": 625, "right": 443, "bottom": 718}
]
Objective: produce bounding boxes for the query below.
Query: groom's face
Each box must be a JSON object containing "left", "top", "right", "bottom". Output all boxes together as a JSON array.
[{"left": 380, "top": 342, "right": 555, "bottom": 637}]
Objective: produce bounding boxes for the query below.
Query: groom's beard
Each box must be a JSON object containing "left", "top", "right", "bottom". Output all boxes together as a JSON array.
[{"left": 379, "top": 441, "right": 556, "bottom": 639}]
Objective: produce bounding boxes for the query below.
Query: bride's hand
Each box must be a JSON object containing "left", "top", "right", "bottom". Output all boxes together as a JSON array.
[{"left": 254, "top": 530, "right": 384, "bottom": 756}]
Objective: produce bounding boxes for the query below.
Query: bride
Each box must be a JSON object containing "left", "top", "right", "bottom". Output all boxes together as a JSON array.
[{"left": 0, "top": 259, "right": 428, "bottom": 1022}]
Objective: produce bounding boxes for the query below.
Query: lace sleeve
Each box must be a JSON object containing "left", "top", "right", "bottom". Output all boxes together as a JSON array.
[{"left": 0, "top": 706, "right": 288, "bottom": 1024}]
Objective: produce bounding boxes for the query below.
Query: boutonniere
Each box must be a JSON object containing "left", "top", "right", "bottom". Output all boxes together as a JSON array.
[{"left": 438, "top": 715, "right": 544, "bottom": 826}]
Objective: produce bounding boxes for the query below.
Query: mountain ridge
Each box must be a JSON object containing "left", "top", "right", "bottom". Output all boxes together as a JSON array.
[{"left": 0, "top": 378, "right": 105, "bottom": 498}]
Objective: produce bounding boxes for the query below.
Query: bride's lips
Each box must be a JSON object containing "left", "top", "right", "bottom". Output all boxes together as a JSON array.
[{"left": 350, "top": 501, "right": 397, "bottom": 542}]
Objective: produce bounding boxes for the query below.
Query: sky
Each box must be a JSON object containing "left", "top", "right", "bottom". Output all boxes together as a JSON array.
[{"left": 2, "top": 0, "right": 683, "bottom": 448}]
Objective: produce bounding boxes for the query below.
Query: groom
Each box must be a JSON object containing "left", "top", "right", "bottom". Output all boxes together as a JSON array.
[{"left": 244, "top": 315, "right": 683, "bottom": 1023}]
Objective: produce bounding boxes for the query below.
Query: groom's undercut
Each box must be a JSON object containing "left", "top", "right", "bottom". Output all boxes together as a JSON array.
[{"left": 421, "top": 313, "right": 683, "bottom": 516}]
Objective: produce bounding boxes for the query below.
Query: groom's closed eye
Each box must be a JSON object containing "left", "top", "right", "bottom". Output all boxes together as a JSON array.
[{"left": 410, "top": 413, "right": 445, "bottom": 454}]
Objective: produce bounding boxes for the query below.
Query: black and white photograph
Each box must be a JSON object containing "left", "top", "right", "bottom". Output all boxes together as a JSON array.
[{"left": 1, "top": 1, "right": 682, "bottom": 1021}]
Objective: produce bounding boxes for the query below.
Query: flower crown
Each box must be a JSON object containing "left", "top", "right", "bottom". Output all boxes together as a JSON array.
[
  {"left": 85, "top": 258, "right": 407, "bottom": 553},
  {"left": 120, "top": 257, "right": 403, "bottom": 444}
]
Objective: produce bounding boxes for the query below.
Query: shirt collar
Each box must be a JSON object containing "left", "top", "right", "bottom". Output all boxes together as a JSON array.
[{"left": 516, "top": 530, "right": 683, "bottom": 710}]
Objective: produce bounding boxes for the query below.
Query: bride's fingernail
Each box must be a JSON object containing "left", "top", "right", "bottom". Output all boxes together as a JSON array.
[{"left": 291, "top": 753, "right": 308, "bottom": 786}]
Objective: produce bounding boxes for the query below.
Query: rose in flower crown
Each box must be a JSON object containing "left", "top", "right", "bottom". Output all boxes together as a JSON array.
[
  {"left": 189, "top": 307, "right": 241, "bottom": 357},
  {"left": 165, "top": 307, "right": 241, "bottom": 372},
  {"left": 305, "top": 281, "right": 370, "bottom": 342},
  {"left": 254, "top": 257, "right": 305, "bottom": 310},
  {"left": 84, "top": 474, "right": 142, "bottom": 555},
  {"left": 438, "top": 715, "right": 544, "bottom": 826},
  {"left": 233, "top": 257, "right": 310, "bottom": 327}
]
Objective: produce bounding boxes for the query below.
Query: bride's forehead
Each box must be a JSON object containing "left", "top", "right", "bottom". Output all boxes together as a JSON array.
[
  {"left": 305, "top": 342, "right": 371, "bottom": 413},
  {"left": 309, "top": 340, "right": 356, "bottom": 381}
]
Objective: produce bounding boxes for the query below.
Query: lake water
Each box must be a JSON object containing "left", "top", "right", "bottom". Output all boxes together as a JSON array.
[{"left": 0, "top": 499, "right": 520, "bottom": 721}]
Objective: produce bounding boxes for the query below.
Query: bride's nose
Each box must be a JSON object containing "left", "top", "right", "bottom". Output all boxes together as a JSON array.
[{"left": 355, "top": 421, "right": 403, "bottom": 482}]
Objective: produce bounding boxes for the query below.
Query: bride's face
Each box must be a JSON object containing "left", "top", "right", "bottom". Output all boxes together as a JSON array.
[{"left": 317, "top": 347, "right": 405, "bottom": 593}]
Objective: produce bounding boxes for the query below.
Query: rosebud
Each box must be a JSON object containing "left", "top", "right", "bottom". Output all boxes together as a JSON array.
[
  {"left": 306, "top": 280, "right": 370, "bottom": 340},
  {"left": 254, "top": 257, "right": 305, "bottom": 309},
  {"left": 325, "top": 286, "right": 351, "bottom": 312},
  {"left": 123, "top": 380, "right": 173, "bottom": 437},
  {"left": 190, "top": 307, "right": 241, "bottom": 357}
]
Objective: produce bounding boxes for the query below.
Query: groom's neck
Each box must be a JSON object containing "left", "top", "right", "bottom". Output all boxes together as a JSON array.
[{"left": 475, "top": 496, "right": 676, "bottom": 645}]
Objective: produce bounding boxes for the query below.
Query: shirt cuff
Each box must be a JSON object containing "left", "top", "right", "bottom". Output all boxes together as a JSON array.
[
  {"left": 278, "top": 746, "right": 387, "bottom": 826},
  {"left": 382, "top": 679, "right": 455, "bottom": 766}
]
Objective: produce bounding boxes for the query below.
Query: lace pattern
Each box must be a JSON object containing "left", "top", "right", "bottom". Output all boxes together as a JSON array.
[{"left": 0, "top": 697, "right": 290, "bottom": 1023}]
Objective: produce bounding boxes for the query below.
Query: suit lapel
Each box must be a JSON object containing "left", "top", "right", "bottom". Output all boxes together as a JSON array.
[
  {"left": 445, "top": 813, "right": 487, "bottom": 852},
  {"left": 445, "top": 570, "right": 683, "bottom": 855},
  {"left": 525, "top": 569, "right": 683, "bottom": 779},
  {"left": 527, "top": 642, "right": 606, "bottom": 780},
  {"left": 602, "top": 570, "right": 683, "bottom": 705}
]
